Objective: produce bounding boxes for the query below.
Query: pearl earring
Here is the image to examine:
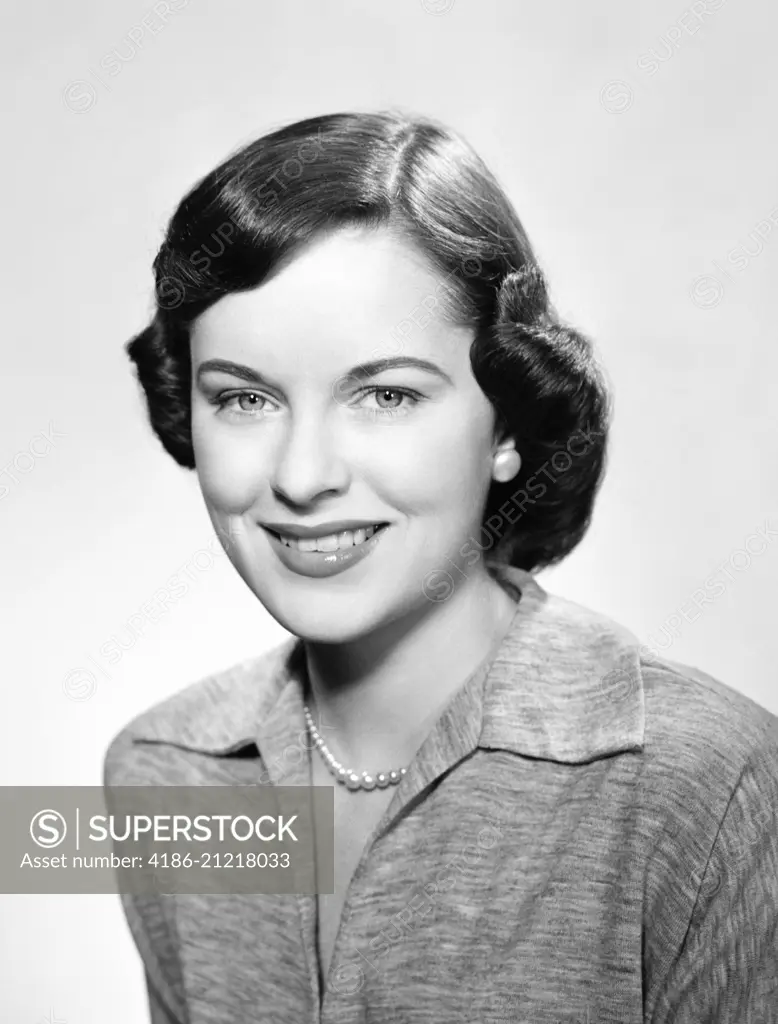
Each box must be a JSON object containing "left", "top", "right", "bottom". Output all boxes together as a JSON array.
[{"left": 492, "top": 448, "right": 520, "bottom": 483}]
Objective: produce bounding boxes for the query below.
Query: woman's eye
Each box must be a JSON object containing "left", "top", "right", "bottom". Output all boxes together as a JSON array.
[
  {"left": 211, "top": 387, "right": 421, "bottom": 420},
  {"left": 215, "top": 391, "right": 271, "bottom": 417},
  {"left": 358, "top": 387, "right": 421, "bottom": 418}
]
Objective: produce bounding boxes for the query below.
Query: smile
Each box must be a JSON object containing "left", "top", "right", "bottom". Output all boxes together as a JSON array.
[
  {"left": 261, "top": 521, "right": 391, "bottom": 579},
  {"left": 269, "top": 523, "right": 386, "bottom": 552}
]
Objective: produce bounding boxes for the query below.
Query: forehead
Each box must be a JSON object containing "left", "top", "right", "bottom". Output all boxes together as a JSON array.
[{"left": 190, "top": 227, "right": 472, "bottom": 373}]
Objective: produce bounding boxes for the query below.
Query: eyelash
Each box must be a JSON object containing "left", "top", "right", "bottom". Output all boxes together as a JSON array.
[{"left": 212, "top": 386, "right": 424, "bottom": 420}]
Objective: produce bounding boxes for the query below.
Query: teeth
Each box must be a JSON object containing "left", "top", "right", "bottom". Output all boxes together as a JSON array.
[{"left": 276, "top": 525, "right": 384, "bottom": 551}]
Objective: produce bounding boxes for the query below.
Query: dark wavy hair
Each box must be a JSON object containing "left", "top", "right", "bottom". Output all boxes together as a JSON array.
[{"left": 126, "top": 110, "right": 611, "bottom": 573}]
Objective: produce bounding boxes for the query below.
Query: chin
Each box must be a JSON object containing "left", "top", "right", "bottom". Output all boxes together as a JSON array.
[
  {"left": 259, "top": 590, "right": 391, "bottom": 645},
  {"left": 227, "top": 531, "right": 428, "bottom": 644}
]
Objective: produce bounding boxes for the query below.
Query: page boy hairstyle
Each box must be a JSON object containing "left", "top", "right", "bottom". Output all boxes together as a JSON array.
[{"left": 126, "top": 110, "right": 611, "bottom": 573}]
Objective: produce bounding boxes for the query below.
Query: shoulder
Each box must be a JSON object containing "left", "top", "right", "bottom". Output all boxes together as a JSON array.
[
  {"left": 638, "top": 650, "right": 778, "bottom": 790},
  {"left": 537, "top": 569, "right": 778, "bottom": 778},
  {"left": 633, "top": 650, "right": 778, "bottom": 896},
  {"left": 632, "top": 655, "right": 778, "bottom": 1012},
  {"left": 102, "top": 637, "right": 298, "bottom": 786},
  {"left": 628, "top": 649, "right": 777, "bottom": 910},
  {"left": 485, "top": 567, "right": 778, "bottom": 777}
]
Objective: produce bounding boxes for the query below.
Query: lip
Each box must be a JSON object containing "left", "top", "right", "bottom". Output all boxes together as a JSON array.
[
  {"left": 262, "top": 523, "right": 391, "bottom": 579},
  {"left": 261, "top": 519, "right": 389, "bottom": 540}
]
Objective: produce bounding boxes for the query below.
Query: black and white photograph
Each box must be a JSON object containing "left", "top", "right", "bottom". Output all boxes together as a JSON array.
[{"left": 2, "top": 1, "right": 777, "bottom": 1022}]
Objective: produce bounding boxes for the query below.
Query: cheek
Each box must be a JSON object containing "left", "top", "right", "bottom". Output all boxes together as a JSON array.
[
  {"left": 191, "top": 417, "right": 268, "bottom": 512},
  {"left": 367, "top": 403, "right": 495, "bottom": 515}
]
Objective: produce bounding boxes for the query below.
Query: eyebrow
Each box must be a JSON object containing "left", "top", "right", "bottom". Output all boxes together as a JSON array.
[{"left": 196, "top": 356, "right": 454, "bottom": 386}]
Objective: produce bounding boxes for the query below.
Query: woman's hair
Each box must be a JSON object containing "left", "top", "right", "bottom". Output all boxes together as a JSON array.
[{"left": 126, "top": 110, "right": 611, "bottom": 573}]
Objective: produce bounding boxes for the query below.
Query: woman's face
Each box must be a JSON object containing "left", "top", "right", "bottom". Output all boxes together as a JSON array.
[{"left": 190, "top": 226, "right": 503, "bottom": 642}]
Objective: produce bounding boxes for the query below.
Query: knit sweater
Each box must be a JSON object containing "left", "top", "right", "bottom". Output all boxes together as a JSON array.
[{"left": 104, "top": 566, "right": 778, "bottom": 1023}]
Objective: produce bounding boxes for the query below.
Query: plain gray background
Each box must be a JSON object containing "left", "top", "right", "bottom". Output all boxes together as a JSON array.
[{"left": 1, "top": 0, "right": 776, "bottom": 1019}]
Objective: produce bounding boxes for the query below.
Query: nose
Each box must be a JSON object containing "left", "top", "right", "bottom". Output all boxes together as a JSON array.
[{"left": 269, "top": 408, "right": 350, "bottom": 509}]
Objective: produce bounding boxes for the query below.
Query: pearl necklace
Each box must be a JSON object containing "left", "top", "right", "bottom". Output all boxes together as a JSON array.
[{"left": 303, "top": 704, "right": 408, "bottom": 792}]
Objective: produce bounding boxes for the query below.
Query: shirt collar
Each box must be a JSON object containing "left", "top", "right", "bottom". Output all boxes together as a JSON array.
[{"left": 126, "top": 567, "right": 645, "bottom": 766}]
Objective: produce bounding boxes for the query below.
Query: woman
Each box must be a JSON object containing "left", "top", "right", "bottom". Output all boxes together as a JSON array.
[{"left": 105, "top": 110, "right": 778, "bottom": 1023}]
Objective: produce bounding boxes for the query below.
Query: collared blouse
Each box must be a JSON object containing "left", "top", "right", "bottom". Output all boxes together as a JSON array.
[{"left": 104, "top": 567, "right": 778, "bottom": 1023}]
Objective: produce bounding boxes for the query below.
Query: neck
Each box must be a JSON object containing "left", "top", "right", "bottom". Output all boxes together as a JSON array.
[{"left": 302, "top": 566, "right": 520, "bottom": 772}]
